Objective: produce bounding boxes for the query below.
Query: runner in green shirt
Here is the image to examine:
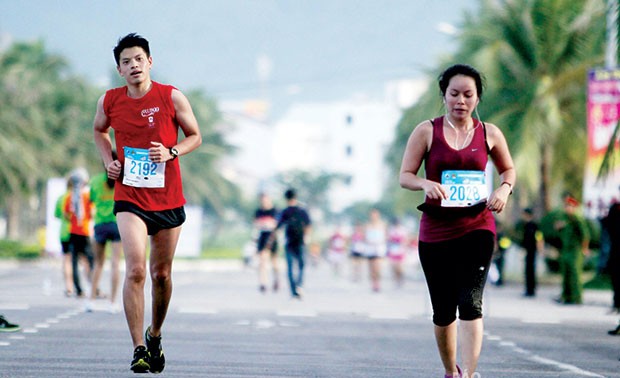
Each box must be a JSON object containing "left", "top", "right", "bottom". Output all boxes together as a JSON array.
[
  {"left": 86, "top": 154, "right": 123, "bottom": 313},
  {"left": 54, "top": 181, "right": 74, "bottom": 296}
]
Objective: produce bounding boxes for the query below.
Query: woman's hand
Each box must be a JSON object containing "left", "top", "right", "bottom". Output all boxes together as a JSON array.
[
  {"left": 422, "top": 180, "right": 448, "bottom": 200},
  {"left": 486, "top": 184, "right": 511, "bottom": 213}
]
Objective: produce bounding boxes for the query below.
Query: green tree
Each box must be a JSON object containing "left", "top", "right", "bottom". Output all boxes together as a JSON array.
[
  {"left": 0, "top": 40, "right": 100, "bottom": 239},
  {"left": 272, "top": 170, "right": 350, "bottom": 219},
  {"left": 181, "top": 89, "right": 240, "bottom": 216},
  {"left": 460, "top": 0, "right": 605, "bottom": 210}
]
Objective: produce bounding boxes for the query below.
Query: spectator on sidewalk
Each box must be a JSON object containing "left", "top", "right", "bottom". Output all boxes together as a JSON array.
[
  {"left": 554, "top": 195, "right": 589, "bottom": 305},
  {"left": 517, "top": 208, "right": 543, "bottom": 297}
]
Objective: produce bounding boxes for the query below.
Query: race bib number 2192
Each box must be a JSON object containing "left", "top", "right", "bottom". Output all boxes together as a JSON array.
[{"left": 122, "top": 147, "right": 165, "bottom": 188}]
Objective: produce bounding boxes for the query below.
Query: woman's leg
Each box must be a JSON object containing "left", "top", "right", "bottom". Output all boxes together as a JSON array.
[
  {"left": 459, "top": 318, "right": 483, "bottom": 376},
  {"left": 434, "top": 321, "right": 459, "bottom": 376}
]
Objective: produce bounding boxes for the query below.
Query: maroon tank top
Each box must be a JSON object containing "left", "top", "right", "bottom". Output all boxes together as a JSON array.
[{"left": 418, "top": 116, "right": 496, "bottom": 242}]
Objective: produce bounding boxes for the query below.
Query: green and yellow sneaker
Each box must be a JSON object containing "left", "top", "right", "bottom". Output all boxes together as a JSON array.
[
  {"left": 145, "top": 326, "right": 165, "bottom": 373},
  {"left": 130, "top": 345, "right": 150, "bottom": 373}
]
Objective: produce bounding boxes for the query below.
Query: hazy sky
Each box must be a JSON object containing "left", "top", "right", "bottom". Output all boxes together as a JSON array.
[{"left": 0, "top": 0, "right": 477, "bottom": 112}]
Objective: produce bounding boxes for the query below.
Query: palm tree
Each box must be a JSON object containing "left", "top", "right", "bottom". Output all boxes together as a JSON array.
[
  {"left": 457, "top": 0, "right": 606, "bottom": 211},
  {"left": 387, "top": 0, "right": 606, "bottom": 215},
  {"left": 0, "top": 41, "right": 100, "bottom": 238}
]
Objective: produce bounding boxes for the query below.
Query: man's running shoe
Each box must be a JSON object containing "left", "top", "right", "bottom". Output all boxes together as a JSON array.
[
  {"left": 0, "top": 315, "right": 20, "bottom": 332},
  {"left": 145, "top": 326, "right": 165, "bottom": 373},
  {"left": 130, "top": 345, "right": 150, "bottom": 373}
]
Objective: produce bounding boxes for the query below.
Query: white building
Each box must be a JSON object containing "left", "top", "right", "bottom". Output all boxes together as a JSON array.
[
  {"left": 221, "top": 79, "right": 428, "bottom": 211},
  {"left": 272, "top": 97, "right": 401, "bottom": 211}
]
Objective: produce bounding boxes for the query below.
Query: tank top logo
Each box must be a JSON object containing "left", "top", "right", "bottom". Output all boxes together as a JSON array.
[{"left": 141, "top": 107, "right": 160, "bottom": 128}]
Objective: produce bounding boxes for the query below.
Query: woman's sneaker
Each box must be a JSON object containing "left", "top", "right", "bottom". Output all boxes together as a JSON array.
[
  {"left": 145, "top": 326, "right": 165, "bottom": 373},
  {"left": 130, "top": 345, "right": 150, "bottom": 373}
]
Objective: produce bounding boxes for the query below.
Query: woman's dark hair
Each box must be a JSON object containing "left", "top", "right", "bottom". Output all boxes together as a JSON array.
[
  {"left": 438, "top": 64, "right": 485, "bottom": 99},
  {"left": 113, "top": 33, "right": 150, "bottom": 66}
]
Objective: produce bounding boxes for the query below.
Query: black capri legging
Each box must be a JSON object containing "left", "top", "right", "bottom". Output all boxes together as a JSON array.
[{"left": 419, "top": 230, "right": 495, "bottom": 327}]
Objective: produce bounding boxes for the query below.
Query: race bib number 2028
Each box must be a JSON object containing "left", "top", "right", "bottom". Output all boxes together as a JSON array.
[{"left": 441, "top": 170, "right": 488, "bottom": 207}]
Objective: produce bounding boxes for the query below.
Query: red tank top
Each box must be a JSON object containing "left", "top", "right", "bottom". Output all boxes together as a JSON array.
[
  {"left": 103, "top": 81, "right": 185, "bottom": 211},
  {"left": 418, "top": 116, "right": 496, "bottom": 242}
]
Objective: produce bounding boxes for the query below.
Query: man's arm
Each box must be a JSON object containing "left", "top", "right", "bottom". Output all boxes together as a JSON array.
[
  {"left": 170, "top": 89, "right": 202, "bottom": 156},
  {"left": 93, "top": 94, "right": 122, "bottom": 180},
  {"left": 148, "top": 89, "right": 203, "bottom": 162}
]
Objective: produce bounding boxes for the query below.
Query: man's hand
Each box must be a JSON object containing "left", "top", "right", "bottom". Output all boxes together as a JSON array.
[
  {"left": 149, "top": 141, "right": 174, "bottom": 162},
  {"left": 107, "top": 160, "right": 122, "bottom": 180}
]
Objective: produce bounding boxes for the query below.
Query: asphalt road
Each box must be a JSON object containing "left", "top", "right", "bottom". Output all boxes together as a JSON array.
[{"left": 1, "top": 257, "right": 619, "bottom": 377}]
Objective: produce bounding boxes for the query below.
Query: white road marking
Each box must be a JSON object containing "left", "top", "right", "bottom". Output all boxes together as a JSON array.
[{"left": 487, "top": 332, "right": 606, "bottom": 377}]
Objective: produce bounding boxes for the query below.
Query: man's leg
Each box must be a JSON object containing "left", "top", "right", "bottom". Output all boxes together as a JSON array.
[
  {"left": 148, "top": 225, "right": 182, "bottom": 337},
  {"left": 285, "top": 249, "right": 296, "bottom": 296},
  {"left": 116, "top": 213, "right": 148, "bottom": 348},
  {"left": 525, "top": 250, "right": 536, "bottom": 295},
  {"left": 110, "top": 241, "right": 123, "bottom": 307},
  {"left": 296, "top": 246, "right": 305, "bottom": 289},
  {"left": 89, "top": 241, "right": 107, "bottom": 301}
]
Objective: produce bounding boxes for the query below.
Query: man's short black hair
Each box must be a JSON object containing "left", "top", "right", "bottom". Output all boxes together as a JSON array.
[
  {"left": 284, "top": 188, "right": 296, "bottom": 201},
  {"left": 113, "top": 33, "right": 150, "bottom": 66}
]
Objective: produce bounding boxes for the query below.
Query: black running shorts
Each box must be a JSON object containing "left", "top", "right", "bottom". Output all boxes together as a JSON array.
[{"left": 113, "top": 201, "right": 186, "bottom": 236}]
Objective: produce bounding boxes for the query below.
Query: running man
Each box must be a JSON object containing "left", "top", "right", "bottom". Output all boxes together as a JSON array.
[
  {"left": 93, "top": 33, "right": 202, "bottom": 373},
  {"left": 269, "top": 188, "right": 311, "bottom": 299}
]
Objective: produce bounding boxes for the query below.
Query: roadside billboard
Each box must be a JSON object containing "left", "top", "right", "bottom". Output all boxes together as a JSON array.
[{"left": 583, "top": 68, "right": 620, "bottom": 218}]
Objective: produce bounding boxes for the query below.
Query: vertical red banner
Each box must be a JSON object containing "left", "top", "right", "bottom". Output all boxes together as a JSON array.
[{"left": 584, "top": 68, "right": 620, "bottom": 218}]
